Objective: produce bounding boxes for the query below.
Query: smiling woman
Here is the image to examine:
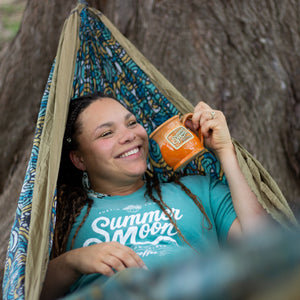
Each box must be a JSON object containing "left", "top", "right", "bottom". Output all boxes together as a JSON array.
[
  {"left": 68, "top": 97, "right": 148, "bottom": 195},
  {"left": 39, "top": 91, "right": 268, "bottom": 300}
]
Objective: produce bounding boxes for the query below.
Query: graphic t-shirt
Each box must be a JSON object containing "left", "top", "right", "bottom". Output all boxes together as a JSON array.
[{"left": 66, "top": 175, "right": 237, "bottom": 291}]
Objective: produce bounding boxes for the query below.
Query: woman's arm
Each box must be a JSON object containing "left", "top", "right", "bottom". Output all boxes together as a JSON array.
[
  {"left": 217, "top": 144, "right": 266, "bottom": 235},
  {"left": 40, "top": 242, "right": 147, "bottom": 300},
  {"left": 40, "top": 251, "right": 81, "bottom": 300},
  {"left": 189, "top": 102, "right": 267, "bottom": 238}
]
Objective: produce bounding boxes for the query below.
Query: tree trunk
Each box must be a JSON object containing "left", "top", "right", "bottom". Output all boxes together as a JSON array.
[
  {"left": 102, "top": 0, "right": 300, "bottom": 214},
  {"left": 1, "top": 0, "right": 299, "bottom": 296}
]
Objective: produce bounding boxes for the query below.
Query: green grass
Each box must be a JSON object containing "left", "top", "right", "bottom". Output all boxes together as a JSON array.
[
  {"left": 2, "top": 15, "right": 21, "bottom": 35},
  {"left": 0, "top": 2, "right": 26, "bottom": 49},
  {"left": 0, "top": 3, "right": 25, "bottom": 14}
]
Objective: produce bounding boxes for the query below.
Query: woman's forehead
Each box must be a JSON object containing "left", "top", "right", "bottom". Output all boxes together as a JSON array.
[{"left": 80, "top": 98, "right": 132, "bottom": 125}]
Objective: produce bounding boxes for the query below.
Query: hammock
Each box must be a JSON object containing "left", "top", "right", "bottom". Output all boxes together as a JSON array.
[{"left": 2, "top": 2, "right": 297, "bottom": 300}]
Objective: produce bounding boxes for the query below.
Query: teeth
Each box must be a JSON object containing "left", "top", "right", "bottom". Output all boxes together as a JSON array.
[{"left": 120, "top": 147, "right": 139, "bottom": 158}]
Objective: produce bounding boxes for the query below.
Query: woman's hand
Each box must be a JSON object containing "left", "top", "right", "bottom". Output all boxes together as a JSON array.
[
  {"left": 186, "top": 102, "right": 267, "bottom": 235},
  {"left": 41, "top": 242, "right": 147, "bottom": 300},
  {"left": 67, "top": 242, "right": 147, "bottom": 277},
  {"left": 186, "top": 101, "right": 233, "bottom": 158}
]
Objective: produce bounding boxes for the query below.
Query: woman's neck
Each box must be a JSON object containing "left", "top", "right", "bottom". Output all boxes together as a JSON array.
[{"left": 91, "top": 177, "right": 145, "bottom": 196}]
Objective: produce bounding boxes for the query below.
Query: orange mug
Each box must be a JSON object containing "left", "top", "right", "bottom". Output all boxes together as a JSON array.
[{"left": 149, "top": 113, "right": 204, "bottom": 171}]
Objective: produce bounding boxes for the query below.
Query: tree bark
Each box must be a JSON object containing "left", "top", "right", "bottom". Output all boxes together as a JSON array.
[{"left": 1, "top": 0, "right": 299, "bottom": 296}]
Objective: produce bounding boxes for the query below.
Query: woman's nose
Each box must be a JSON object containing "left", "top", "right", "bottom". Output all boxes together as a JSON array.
[{"left": 118, "top": 127, "right": 136, "bottom": 143}]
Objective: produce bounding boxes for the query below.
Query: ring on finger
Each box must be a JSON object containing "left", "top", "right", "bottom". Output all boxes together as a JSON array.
[{"left": 210, "top": 110, "right": 216, "bottom": 120}]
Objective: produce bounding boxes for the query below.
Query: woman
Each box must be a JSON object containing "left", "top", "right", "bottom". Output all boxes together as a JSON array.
[{"left": 41, "top": 93, "right": 266, "bottom": 299}]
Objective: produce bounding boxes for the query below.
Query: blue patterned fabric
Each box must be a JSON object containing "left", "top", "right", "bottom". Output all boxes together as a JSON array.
[
  {"left": 2, "top": 62, "right": 56, "bottom": 300},
  {"left": 2, "top": 5, "right": 224, "bottom": 299},
  {"left": 71, "top": 7, "right": 223, "bottom": 182}
]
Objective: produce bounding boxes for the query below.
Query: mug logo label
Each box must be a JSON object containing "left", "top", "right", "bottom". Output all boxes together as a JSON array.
[{"left": 166, "top": 126, "right": 193, "bottom": 149}]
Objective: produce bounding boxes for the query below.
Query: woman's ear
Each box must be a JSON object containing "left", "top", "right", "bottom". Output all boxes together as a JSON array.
[{"left": 69, "top": 151, "right": 86, "bottom": 171}]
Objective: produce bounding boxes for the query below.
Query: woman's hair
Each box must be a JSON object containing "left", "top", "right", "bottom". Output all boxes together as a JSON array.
[
  {"left": 52, "top": 92, "right": 107, "bottom": 258},
  {"left": 52, "top": 93, "right": 212, "bottom": 258}
]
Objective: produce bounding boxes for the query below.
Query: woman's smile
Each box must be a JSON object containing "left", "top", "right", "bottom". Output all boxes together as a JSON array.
[{"left": 117, "top": 146, "right": 141, "bottom": 158}]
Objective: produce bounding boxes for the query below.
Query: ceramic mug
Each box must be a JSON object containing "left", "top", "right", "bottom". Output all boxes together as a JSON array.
[{"left": 149, "top": 113, "right": 204, "bottom": 171}]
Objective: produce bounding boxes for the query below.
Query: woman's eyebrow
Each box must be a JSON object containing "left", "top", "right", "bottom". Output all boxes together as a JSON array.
[
  {"left": 94, "top": 113, "right": 134, "bottom": 133},
  {"left": 125, "top": 112, "right": 134, "bottom": 120},
  {"left": 94, "top": 122, "right": 113, "bottom": 133}
]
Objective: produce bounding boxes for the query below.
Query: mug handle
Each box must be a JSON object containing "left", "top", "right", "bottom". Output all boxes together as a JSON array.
[{"left": 181, "top": 113, "right": 204, "bottom": 144}]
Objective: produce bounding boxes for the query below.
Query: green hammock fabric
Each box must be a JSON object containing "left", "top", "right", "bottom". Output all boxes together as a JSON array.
[{"left": 3, "top": 3, "right": 297, "bottom": 300}]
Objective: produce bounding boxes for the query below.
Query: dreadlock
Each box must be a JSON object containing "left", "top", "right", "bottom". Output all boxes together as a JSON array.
[{"left": 144, "top": 171, "right": 212, "bottom": 251}]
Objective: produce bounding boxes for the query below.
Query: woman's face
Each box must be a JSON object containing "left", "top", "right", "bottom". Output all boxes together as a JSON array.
[{"left": 70, "top": 98, "right": 149, "bottom": 194}]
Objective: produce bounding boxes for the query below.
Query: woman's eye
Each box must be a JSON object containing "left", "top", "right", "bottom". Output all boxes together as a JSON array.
[
  {"left": 100, "top": 131, "right": 112, "bottom": 138},
  {"left": 128, "top": 120, "right": 137, "bottom": 127}
]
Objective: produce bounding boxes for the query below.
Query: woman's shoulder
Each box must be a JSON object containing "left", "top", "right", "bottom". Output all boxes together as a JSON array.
[
  {"left": 159, "top": 174, "right": 210, "bottom": 193},
  {"left": 170, "top": 173, "right": 228, "bottom": 194},
  {"left": 179, "top": 174, "right": 210, "bottom": 186}
]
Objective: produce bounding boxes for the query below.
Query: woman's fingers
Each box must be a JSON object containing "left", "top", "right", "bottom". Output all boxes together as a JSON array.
[
  {"left": 70, "top": 242, "right": 147, "bottom": 278},
  {"left": 191, "top": 101, "right": 214, "bottom": 130},
  {"left": 96, "top": 263, "right": 116, "bottom": 277},
  {"left": 200, "top": 110, "right": 218, "bottom": 125},
  {"left": 194, "top": 101, "right": 212, "bottom": 112},
  {"left": 103, "top": 255, "right": 127, "bottom": 273},
  {"left": 191, "top": 101, "right": 232, "bottom": 154},
  {"left": 192, "top": 108, "right": 220, "bottom": 138},
  {"left": 111, "top": 243, "right": 147, "bottom": 269}
]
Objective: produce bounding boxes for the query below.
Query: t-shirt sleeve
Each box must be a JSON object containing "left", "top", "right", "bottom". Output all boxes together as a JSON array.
[
  {"left": 180, "top": 175, "right": 237, "bottom": 246},
  {"left": 209, "top": 177, "right": 237, "bottom": 245}
]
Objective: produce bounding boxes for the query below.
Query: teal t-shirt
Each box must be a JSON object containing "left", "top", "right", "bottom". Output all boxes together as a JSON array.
[{"left": 66, "top": 175, "right": 237, "bottom": 291}]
